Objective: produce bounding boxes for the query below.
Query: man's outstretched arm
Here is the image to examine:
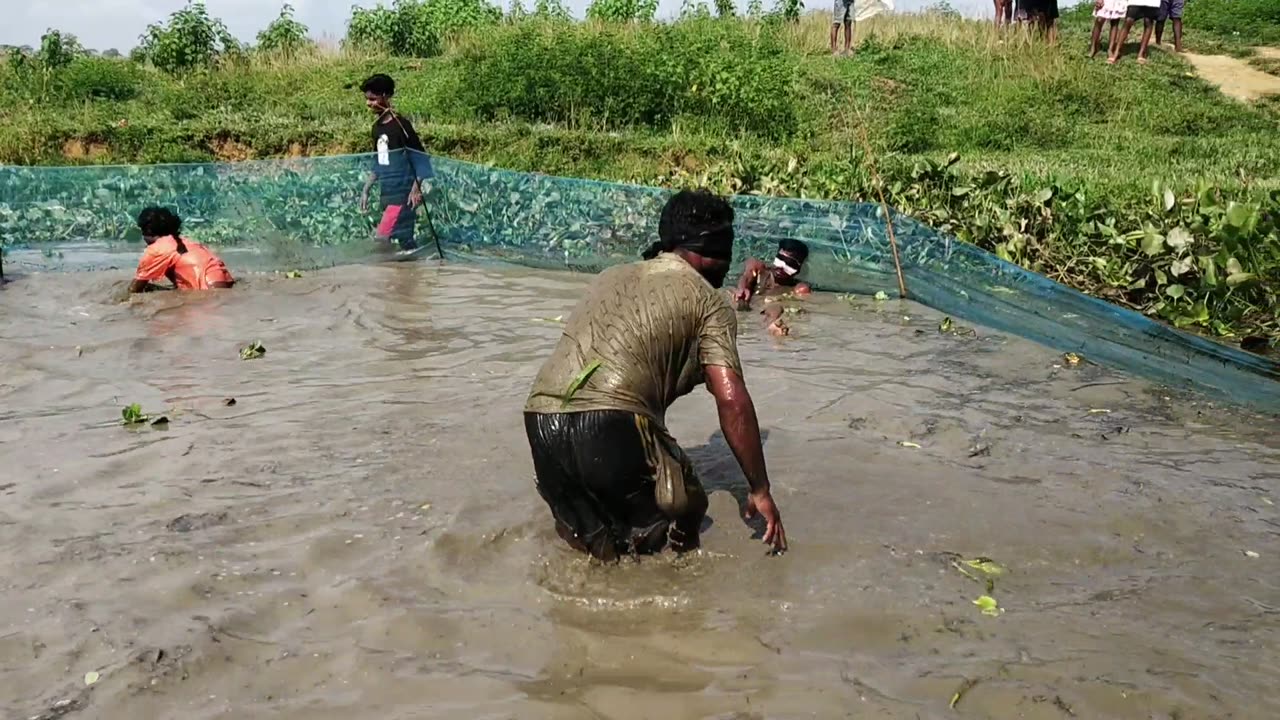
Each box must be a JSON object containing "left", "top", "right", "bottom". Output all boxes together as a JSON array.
[{"left": 705, "top": 364, "right": 787, "bottom": 551}]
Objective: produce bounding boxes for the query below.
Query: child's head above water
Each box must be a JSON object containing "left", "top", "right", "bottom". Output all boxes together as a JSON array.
[{"left": 136, "top": 206, "right": 182, "bottom": 244}]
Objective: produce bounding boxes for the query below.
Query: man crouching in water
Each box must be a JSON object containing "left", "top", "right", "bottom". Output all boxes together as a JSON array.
[
  {"left": 128, "top": 207, "right": 234, "bottom": 293},
  {"left": 732, "top": 239, "right": 811, "bottom": 336},
  {"left": 523, "top": 189, "right": 787, "bottom": 561}
]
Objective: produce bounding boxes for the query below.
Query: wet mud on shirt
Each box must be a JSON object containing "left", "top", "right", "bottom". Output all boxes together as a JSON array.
[
  {"left": 525, "top": 252, "right": 743, "bottom": 427},
  {"left": 372, "top": 112, "right": 434, "bottom": 204}
]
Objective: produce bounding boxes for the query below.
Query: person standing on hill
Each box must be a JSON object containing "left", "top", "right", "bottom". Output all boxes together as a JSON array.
[
  {"left": 1089, "top": 0, "right": 1128, "bottom": 58},
  {"left": 831, "top": 0, "right": 856, "bottom": 56},
  {"left": 358, "top": 73, "right": 435, "bottom": 255},
  {"left": 1110, "top": 0, "right": 1159, "bottom": 64},
  {"left": 1155, "top": 0, "right": 1184, "bottom": 52},
  {"left": 524, "top": 189, "right": 787, "bottom": 561},
  {"left": 994, "top": 0, "right": 1013, "bottom": 29},
  {"left": 1022, "top": 0, "right": 1060, "bottom": 42}
]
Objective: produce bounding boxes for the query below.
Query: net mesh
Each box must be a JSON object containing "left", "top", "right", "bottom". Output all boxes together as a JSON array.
[{"left": 2, "top": 150, "right": 1277, "bottom": 413}]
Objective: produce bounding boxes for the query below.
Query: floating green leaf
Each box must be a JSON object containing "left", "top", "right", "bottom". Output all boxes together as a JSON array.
[
  {"left": 121, "top": 403, "right": 148, "bottom": 425},
  {"left": 284, "top": 270, "right": 303, "bottom": 279},
  {"left": 84, "top": 671, "right": 100, "bottom": 686},
  {"left": 874, "top": 291, "right": 889, "bottom": 301},
  {"left": 963, "top": 557, "right": 1006, "bottom": 577},
  {"left": 1164, "top": 284, "right": 1185, "bottom": 299},
  {"left": 239, "top": 341, "right": 266, "bottom": 360},
  {"left": 973, "top": 595, "right": 1002, "bottom": 616},
  {"left": 561, "top": 359, "right": 603, "bottom": 408},
  {"left": 939, "top": 317, "right": 953, "bottom": 333}
]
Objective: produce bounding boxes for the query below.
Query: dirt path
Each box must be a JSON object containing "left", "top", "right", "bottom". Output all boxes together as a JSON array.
[{"left": 1182, "top": 46, "right": 1280, "bottom": 102}]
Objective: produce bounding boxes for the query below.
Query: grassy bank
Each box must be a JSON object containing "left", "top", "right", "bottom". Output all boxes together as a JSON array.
[{"left": 1, "top": 9, "right": 1279, "bottom": 343}]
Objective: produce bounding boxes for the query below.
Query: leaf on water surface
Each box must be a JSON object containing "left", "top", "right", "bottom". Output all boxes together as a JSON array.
[
  {"left": 1088, "top": 409, "right": 1111, "bottom": 415},
  {"left": 1063, "top": 352, "right": 1082, "bottom": 366},
  {"left": 150, "top": 416, "right": 169, "bottom": 426},
  {"left": 284, "top": 270, "right": 303, "bottom": 279},
  {"left": 121, "top": 403, "right": 148, "bottom": 425},
  {"left": 939, "top": 317, "right": 953, "bottom": 333},
  {"left": 963, "top": 557, "right": 1007, "bottom": 577},
  {"left": 973, "top": 595, "right": 1002, "bottom": 616},
  {"left": 84, "top": 671, "right": 99, "bottom": 686},
  {"left": 950, "top": 677, "right": 978, "bottom": 709},
  {"left": 874, "top": 291, "right": 889, "bottom": 301},
  {"left": 897, "top": 441, "right": 921, "bottom": 449},
  {"left": 561, "top": 360, "right": 603, "bottom": 408},
  {"left": 223, "top": 398, "right": 237, "bottom": 407},
  {"left": 75, "top": 346, "right": 83, "bottom": 358},
  {"left": 1243, "top": 550, "right": 1260, "bottom": 558},
  {"left": 239, "top": 341, "right": 266, "bottom": 360}
]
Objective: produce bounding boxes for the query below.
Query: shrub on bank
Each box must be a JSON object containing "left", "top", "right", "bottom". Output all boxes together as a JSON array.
[{"left": 453, "top": 20, "right": 805, "bottom": 138}]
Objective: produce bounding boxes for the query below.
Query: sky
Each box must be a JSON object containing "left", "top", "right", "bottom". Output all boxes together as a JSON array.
[{"left": 0, "top": 0, "right": 991, "bottom": 52}]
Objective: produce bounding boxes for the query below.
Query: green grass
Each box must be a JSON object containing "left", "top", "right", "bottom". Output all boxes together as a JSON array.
[{"left": 1, "top": 12, "right": 1279, "bottom": 342}]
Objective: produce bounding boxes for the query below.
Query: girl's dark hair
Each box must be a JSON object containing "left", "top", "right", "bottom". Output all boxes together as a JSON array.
[
  {"left": 642, "top": 189, "right": 735, "bottom": 261},
  {"left": 361, "top": 73, "right": 395, "bottom": 97},
  {"left": 137, "top": 207, "right": 186, "bottom": 252},
  {"left": 137, "top": 206, "right": 181, "bottom": 237}
]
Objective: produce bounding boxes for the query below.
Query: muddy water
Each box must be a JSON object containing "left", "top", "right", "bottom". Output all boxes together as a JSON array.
[{"left": 1, "top": 262, "right": 1277, "bottom": 720}]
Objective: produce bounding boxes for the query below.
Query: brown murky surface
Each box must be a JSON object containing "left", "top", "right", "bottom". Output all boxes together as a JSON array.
[{"left": 2, "top": 262, "right": 1278, "bottom": 720}]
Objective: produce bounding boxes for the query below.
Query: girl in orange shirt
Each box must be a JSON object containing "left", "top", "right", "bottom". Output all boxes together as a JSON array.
[{"left": 128, "top": 207, "right": 234, "bottom": 294}]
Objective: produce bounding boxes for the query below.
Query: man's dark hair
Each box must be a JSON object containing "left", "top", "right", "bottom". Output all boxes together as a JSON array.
[
  {"left": 644, "top": 189, "right": 735, "bottom": 261},
  {"left": 361, "top": 73, "right": 396, "bottom": 97},
  {"left": 137, "top": 206, "right": 182, "bottom": 237},
  {"left": 778, "top": 238, "right": 809, "bottom": 265}
]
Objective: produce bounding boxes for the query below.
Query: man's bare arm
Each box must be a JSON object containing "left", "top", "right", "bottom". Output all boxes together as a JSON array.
[
  {"left": 705, "top": 365, "right": 769, "bottom": 492},
  {"left": 705, "top": 364, "right": 786, "bottom": 550},
  {"left": 733, "top": 258, "right": 767, "bottom": 301}
]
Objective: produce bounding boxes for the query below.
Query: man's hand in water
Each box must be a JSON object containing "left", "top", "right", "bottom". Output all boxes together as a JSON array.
[
  {"left": 745, "top": 488, "right": 787, "bottom": 552},
  {"left": 731, "top": 288, "right": 753, "bottom": 310}
]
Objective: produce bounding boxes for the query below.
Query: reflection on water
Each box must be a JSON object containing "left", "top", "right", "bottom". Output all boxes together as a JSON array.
[{"left": 1, "top": 263, "right": 1278, "bottom": 720}]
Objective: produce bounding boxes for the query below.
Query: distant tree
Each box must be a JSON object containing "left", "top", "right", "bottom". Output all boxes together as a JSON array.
[
  {"left": 38, "top": 29, "right": 85, "bottom": 70},
  {"left": 257, "top": 4, "right": 313, "bottom": 56},
  {"left": 103, "top": 48, "right": 122, "bottom": 58},
  {"left": 137, "top": 1, "right": 242, "bottom": 75}
]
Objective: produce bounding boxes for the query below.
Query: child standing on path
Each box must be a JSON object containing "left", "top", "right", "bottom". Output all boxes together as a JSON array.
[
  {"left": 1109, "top": 0, "right": 1159, "bottom": 65},
  {"left": 1156, "top": 0, "right": 1184, "bottom": 52},
  {"left": 1089, "top": 0, "right": 1127, "bottom": 58},
  {"left": 831, "top": 0, "right": 855, "bottom": 56}
]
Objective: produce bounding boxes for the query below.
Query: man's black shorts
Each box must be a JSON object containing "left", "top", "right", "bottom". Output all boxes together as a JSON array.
[
  {"left": 524, "top": 410, "right": 708, "bottom": 561},
  {"left": 1127, "top": 4, "right": 1158, "bottom": 20}
]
